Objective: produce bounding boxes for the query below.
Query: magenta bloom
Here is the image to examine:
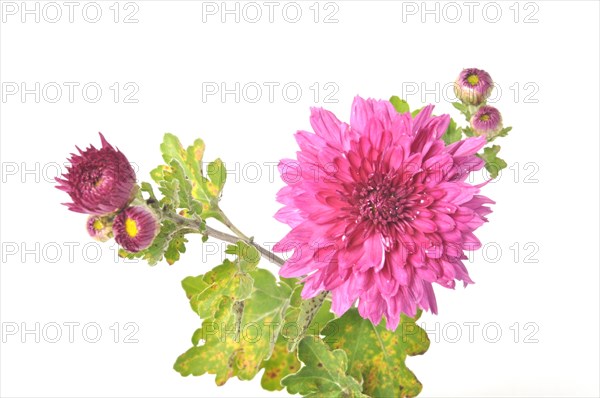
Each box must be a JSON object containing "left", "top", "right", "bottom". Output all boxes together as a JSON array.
[
  {"left": 471, "top": 105, "right": 503, "bottom": 139},
  {"left": 56, "top": 133, "right": 137, "bottom": 215},
  {"left": 274, "top": 97, "right": 494, "bottom": 330},
  {"left": 113, "top": 206, "right": 159, "bottom": 252},
  {"left": 454, "top": 68, "right": 493, "bottom": 105}
]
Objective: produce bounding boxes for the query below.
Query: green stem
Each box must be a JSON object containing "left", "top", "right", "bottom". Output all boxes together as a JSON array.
[
  {"left": 162, "top": 208, "right": 285, "bottom": 267},
  {"left": 215, "top": 207, "right": 251, "bottom": 241},
  {"left": 205, "top": 224, "right": 285, "bottom": 267}
]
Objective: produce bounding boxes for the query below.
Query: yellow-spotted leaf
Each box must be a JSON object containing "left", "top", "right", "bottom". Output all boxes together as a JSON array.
[
  {"left": 260, "top": 333, "right": 301, "bottom": 391},
  {"left": 156, "top": 133, "right": 226, "bottom": 219},
  {"left": 322, "top": 309, "right": 430, "bottom": 398},
  {"left": 181, "top": 242, "right": 260, "bottom": 318},
  {"left": 281, "top": 337, "right": 367, "bottom": 398},
  {"left": 285, "top": 291, "right": 333, "bottom": 352},
  {"left": 174, "top": 267, "right": 292, "bottom": 385}
]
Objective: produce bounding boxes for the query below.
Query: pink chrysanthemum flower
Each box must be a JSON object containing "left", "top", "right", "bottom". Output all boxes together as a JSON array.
[
  {"left": 56, "top": 133, "right": 137, "bottom": 215},
  {"left": 274, "top": 97, "right": 494, "bottom": 330},
  {"left": 454, "top": 68, "right": 493, "bottom": 105},
  {"left": 113, "top": 206, "right": 159, "bottom": 252},
  {"left": 471, "top": 105, "right": 503, "bottom": 139}
]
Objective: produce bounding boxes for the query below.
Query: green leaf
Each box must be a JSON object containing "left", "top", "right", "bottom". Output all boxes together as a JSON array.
[
  {"left": 452, "top": 101, "right": 467, "bottom": 113},
  {"left": 207, "top": 159, "right": 227, "bottom": 197},
  {"left": 225, "top": 241, "right": 260, "bottom": 273},
  {"left": 259, "top": 282, "right": 335, "bottom": 390},
  {"left": 441, "top": 118, "right": 463, "bottom": 145},
  {"left": 479, "top": 145, "right": 508, "bottom": 179},
  {"left": 490, "top": 126, "right": 512, "bottom": 142},
  {"left": 181, "top": 275, "right": 209, "bottom": 298},
  {"left": 187, "top": 260, "right": 254, "bottom": 319},
  {"left": 281, "top": 337, "right": 367, "bottom": 398},
  {"left": 175, "top": 244, "right": 293, "bottom": 385},
  {"left": 170, "top": 160, "right": 204, "bottom": 214},
  {"left": 165, "top": 231, "right": 188, "bottom": 265},
  {"left": 286, "top": 291, "right": 333, "bottom": 352},
  {"left": 151, "top": 165, "right": 181, "bottom": 208},
  {"left": 140, "top": 182, "right": 157, "bottom": 201},
  {"left": 411, "top": 107, "right": 423, "bottom": 117},
  {"left": 174, "top": 269, "right": 292, "bottom": 384},
  {"left": 259, "top": 283, "right": 303, "bottom": 391},
  {"left": 154, "top": 133, "right": 226, "bottom": 219},
  {"left": 389, "top": 96, "right": 410, "bottom": 114},
  {"left": 462, "top": 126, "right": 475, "bottom": 137},
  {"left": 322, "top": 309, "right": 430, "bottom": 398},
  {"left": 260, "top": 333, "right": 301, "bottom": 391},
  {"left": 452, "top": 101, "right": 477, "bottom": 120}
]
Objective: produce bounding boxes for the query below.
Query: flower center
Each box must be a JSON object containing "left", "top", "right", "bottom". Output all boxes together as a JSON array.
[
  {"left": 480, "top": 114, "right": 490, "bottom": 121},
  {"left": 80, "top": 166, "right": 106, "bottom": 191},
  {"left": 93, "top": 219, "right": 104, "bottom": 231},
  {"left": 467, "top": 74, "right": 479, "bottom": 86},
  {"left": 352, "top": 174, "right": 405, "bottom": 226},
  {"left": 125, "top": 217, "right": 139, "bottom": 238}
]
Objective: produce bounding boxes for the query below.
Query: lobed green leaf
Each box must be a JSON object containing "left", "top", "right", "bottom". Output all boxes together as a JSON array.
[
  {"left": 154, "top": 133, "right": 226, "bottom": 219},
  {"left": 322, "top": 309, "right": 430, "bottom": 398},
  {"left": 281, "top": 337, "right": 367, "bottom": 398},
  {"left": 174, "top": 242, "right": 294, "bottom": 386},
  {"left": 441, "top": 118, "right": 463, "bottom": 145},
  {"left": 479, "top": 145, "right": 508, "bottom": 179}
]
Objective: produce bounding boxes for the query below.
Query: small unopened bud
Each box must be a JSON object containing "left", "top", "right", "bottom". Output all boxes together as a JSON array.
[
  {"left": 470, "top": 105, "right": 503, "bottom": 139},
  {"left": 454, "top": 68, "right": 493, "bottom": 106},
  {"left": 113, "top": 206, "right": 160, "bottom": 252},
  {"left": 86, "top": 215, "right": 114, "bottom": 242}
]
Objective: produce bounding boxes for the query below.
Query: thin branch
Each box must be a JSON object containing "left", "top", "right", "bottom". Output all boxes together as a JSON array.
[
  {"left": 166, "top": 211, "right": 286, "bottom": 267},
  {"left": 204, "top": 224, "right": 286, "bottom": 267},
  {"left": 216, "top": 208, "right": 251, "bottom": 242}
]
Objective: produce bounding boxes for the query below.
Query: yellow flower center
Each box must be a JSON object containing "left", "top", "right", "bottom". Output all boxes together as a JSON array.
[
  {"left": 125, "top": 217, "right": 139, "bottom": 238},
  {"left": 467, "top": 74, "right": 479, "bottom": 86},
  {"left": 93, "top": 219, "right": 104, "bottom": 231},
  {"left": 480, "top": 114, "right": 490, "bottom": 121}
]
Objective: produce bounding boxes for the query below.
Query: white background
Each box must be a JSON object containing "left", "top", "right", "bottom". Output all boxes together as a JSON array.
[{"left": 1, "top": 1, "right": 599, "bottom": 397}]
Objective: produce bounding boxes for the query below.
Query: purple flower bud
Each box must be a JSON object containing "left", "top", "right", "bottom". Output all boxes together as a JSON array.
[
  {"left": 470, "top": 105, "right": 503, "bottom": 139},
  {"left": 86, "top": 215, "right": 113, "bottom": 243},
  {"left": 56, "top": 133, "right": 137, "bottom": 215},
  {"left": 454, "top": 68, "right": 493, "bottom": 105},
  {"left": 113, "top": 206, "right": 159, "bottom": 252}
]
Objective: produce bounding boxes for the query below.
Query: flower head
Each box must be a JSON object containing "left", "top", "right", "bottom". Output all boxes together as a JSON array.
[
  {"left": 56, "top": 133, "right": 137, "bottom": 215},
  {"left": 274, "top": 96, "right": 494, "bottom": 330},
  {"left": 113, "top": 206, "right": 159, "bottom": 252},
  {"left": 454, "top": 68, "right": 493, "bottom": 105},
  {"left": 470, "top": 105, "right": 503, "bottom": 139},
  {"left": 86, "top": 215, "right": 113, "bottom": 242}
]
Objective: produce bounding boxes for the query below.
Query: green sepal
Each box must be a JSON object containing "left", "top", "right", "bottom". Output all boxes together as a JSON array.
[{"left": 389, "top": 96, "right": 410, "bottom": 114}]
